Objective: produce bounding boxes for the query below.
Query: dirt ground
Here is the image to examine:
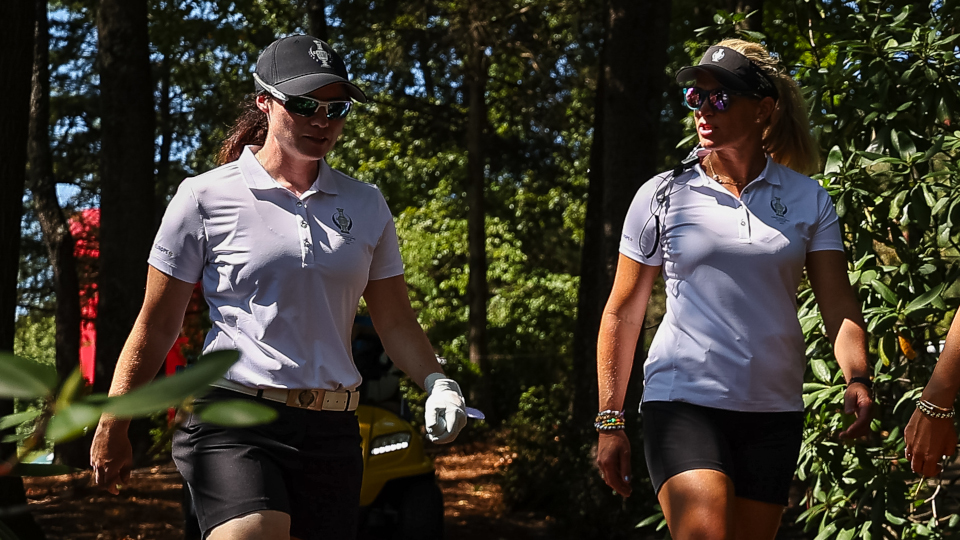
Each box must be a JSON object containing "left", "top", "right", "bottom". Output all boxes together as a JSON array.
[{"left": 21, "top": 443, "right": 554, "bottom": 540}]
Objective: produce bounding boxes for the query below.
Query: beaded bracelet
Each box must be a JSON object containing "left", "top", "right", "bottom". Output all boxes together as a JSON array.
[
  {"left": 595, "top": 409, "right": 625, "bottom": 431},
  {"left": 917, "top": 399, "right": 955, "bottom": 419}
]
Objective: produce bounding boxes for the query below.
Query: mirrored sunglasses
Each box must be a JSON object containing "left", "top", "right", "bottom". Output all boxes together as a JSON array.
[
  {"left": 682, "top": 87, "right": 759, "bottom": 112},
  {"left": 281, "top": 95, "right": 353, "bottom": 119}
]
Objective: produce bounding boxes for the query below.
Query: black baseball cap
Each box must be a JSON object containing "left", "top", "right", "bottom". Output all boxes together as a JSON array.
[
  {"left": 676, "top": 45, "right": 778, "bottom": 100},
  {"left": 254, "top": 35, "right": 367, "bottom": 103}
]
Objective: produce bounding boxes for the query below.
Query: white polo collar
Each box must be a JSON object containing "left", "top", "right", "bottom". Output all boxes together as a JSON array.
[{"left": 238, "top": 146, "right": 339, "bottom": 196}]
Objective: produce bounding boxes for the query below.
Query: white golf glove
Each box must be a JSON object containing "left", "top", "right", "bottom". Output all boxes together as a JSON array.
[{"left": 424, "top": 373, "right": 467, "bottom": 444}]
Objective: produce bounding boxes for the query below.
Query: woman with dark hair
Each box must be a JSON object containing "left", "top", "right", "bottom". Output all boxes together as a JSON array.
[
  {"left": 595, "top": 39, "right": 873, "bottom": 539},
  {"left": 90, "top": 35, "right": 467, "bottom": 540}
]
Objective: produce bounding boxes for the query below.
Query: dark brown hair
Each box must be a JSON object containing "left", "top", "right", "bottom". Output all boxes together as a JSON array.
[{"left": 217, "top": 97, "right": 268, "bottom": 165}]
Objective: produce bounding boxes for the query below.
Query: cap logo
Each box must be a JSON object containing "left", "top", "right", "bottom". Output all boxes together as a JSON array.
[
  {"left": 711, "top": 49, "right": 725, "bottom": 62},
  {"left": 309, "top": 40, "right": 332, "bottom": 68}
]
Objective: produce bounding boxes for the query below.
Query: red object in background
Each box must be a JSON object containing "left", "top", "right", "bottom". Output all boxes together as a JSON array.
[
  {"left": 70, "top": 209, "right": 100, "bottom": 385},
  {"left": 70, "top": 208, "right": 205, "bottom": 391}
]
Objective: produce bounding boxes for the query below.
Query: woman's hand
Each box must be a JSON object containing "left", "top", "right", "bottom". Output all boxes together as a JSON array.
[
  {"left": 905, "top": 409, "right": 957, "bottom": 477},
  {"left": 597, "top": 431, "right": 632, "bottom": 497},
  {"left": 90, "top": 419, "right": 133, "bottom": 495},
  {"left": 839, "top": 383, "right": 874, "bottom": 439}
]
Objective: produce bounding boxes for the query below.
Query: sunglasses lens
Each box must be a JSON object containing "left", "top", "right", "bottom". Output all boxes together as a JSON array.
[
  {"left": 683, "top": 88, "right": 700, "bottom": 110},
  {"left": 709, "top": 90, "right": 729, "bottom": 111},
  {"left": 285, "top": 97, "right": 321, "bottom": 117},
  {"left": 325, "top": 101, "right": 352, "bottom": 119}
]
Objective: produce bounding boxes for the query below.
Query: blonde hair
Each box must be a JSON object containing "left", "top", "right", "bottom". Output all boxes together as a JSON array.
[{"left": 716, "top": 39, "right": 819, "bottom": 175}]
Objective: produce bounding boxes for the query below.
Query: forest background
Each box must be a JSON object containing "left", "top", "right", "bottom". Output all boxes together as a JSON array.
[{"left": 1, "top": 0, "right": 959, "bottom": 538}]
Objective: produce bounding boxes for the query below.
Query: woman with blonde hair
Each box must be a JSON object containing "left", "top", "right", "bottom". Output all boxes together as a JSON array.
[{"left": 595, "top": 39, "right": 873, "bottom": 539}]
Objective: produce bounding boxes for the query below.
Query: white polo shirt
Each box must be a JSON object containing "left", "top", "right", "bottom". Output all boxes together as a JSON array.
[
  {"left": 148, "top": 146, "right": 404, "bottom": 391},
  {"left": 620, "top": 156, "right": 844, "bottom": 412}
]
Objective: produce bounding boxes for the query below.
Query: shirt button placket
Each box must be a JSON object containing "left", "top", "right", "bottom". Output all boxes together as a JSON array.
[
  {"left": 297, "top": 199, "right": 314, "bottom": 265},
  {"left": 738, "top": 204, "right": 751, "bottom": 243}
]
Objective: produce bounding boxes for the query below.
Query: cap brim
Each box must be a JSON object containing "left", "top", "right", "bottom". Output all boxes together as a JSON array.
[
  {"left": 675, "top": 65, "right": 753, "bottom": 92},
  {"left": 271, "top": 73, "right": 368, "bottom": 103}
]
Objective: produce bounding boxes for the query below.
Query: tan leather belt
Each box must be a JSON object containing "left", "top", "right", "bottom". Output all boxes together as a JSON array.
[{"left": 211, "top": 379, "right": 359, "bottom": 412}]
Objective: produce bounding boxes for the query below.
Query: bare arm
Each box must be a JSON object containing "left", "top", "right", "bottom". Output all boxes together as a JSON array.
[
  {"left": 905, "top": 313, "right": 960, "bottom": 476},
  {"left": 91, "top": 267, "right": 195, "bottom": 492},
  {"left": 362, "top": 275, "right": 444, "bottom": 389},
  {"left": 806, "top": 250, "right": 873, "bottom": 438},
  {"left": 596, "top": 255, "right": 661, "bottom": 498},
  {"left": 597, "top": 255, "right": 661, "bottom": 412}
]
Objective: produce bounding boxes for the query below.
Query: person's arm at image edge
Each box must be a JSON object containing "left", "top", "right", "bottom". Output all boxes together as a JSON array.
[
  {"left": 806, "top": 249, "right": 873, "bottom": 438},
  {"left": 90, "top": 267, "right": 196, "bottom": 493},
  {"left": 363, "top": 275, "right": 465, "bottom": 443},
  {"left": 905, "top": 313, "right": 960, "bottom": 476}
]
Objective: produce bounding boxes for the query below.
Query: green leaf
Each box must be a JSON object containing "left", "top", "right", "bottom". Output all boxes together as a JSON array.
[
  {"left": 837, "top": 527, "right": 857, "bottom": 540},
  {"left": 0, "top": 351, "right": 57, "bottom": 399},
  {"left": 905, "top": 283, "right": 947, "bottom": 315},
  {"left": 824, "top": 146, "right": 843, "bottom": 175},
  {"left": 0, "top": 410, "right": 42, "bottom": 432},
  {"left": 871, "top": 280, "right": 898, "bottom": 306},
  {"left": 196, "top": 400, "right": 278, "bottom": 427},
  {"left": 8, "top": 463, "right": 77, "bottom": 477},
  {"left": 46, "top": 403, "right": 103, "bottom": 443},
  {"left": 99, "top": 350, "right": 239, "bottom": 419},
  {"left": 814, "top": 522, "right": 838, "bottom": 540},
  {"left": 636, "top": 513, "right": 662, "bottom": 528},
  {"left": 878, "top": 334, "right": 895, "bottom": 367},
  {"left": 56, "top": 367, "right": 87, "bottom": 410},
  {"left": 811, "top": 359, "right": 832, "bottom": 384},
  {"left": 891, "top": 130, "right": 917, "bottom": 159},
  {"left": 885, "top": 511, "right": 907, "bottom": 525}
]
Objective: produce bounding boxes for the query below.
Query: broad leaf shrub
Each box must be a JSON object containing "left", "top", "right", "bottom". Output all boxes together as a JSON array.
[{"left": 793, "top": 2, "right": 960, "bottom": 539}]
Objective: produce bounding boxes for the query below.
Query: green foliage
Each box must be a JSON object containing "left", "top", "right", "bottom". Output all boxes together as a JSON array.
[
  {"left": 731, "top": 1, "right": 960, "bottom": 538},
  {"left": 0, "top": 349, "right": 279, "bottom": 477}
]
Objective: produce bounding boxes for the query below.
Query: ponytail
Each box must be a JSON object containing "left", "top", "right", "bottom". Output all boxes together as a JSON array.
[
  {"left": 716, "top": 39, "right": 820, "bottom": 175},
  {"left": 217, "top": 97, "right": 268, "bottom": 165}
]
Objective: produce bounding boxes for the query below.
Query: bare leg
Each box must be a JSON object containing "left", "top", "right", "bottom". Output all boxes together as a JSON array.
[
  {"left": 732, "top": 497, "right": 784, "bottom": 540},
  {"left": 659, "top": 469, "right": 735, "bottom": 540},
  {"left": 207, "top": 510, "right": 291, "bottom": 540}
]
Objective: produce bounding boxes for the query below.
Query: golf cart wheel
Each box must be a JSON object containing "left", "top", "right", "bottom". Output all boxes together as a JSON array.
[{"left": 396, "top": 477, "right": 444, "bottom": 540}]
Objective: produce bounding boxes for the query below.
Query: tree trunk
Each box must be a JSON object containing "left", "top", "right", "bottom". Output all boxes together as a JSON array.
[
  {"left": 464, "top": 6, "right": 492, "bottom": 419},
  {"left": 28, "top": 0, "right": 86, "bottom": 468},
  {"left": 305, "top": 0, "right": 328, "bottom": 40},
  {"left": 571, "top": 0, "right": 672, "bottom": 426},
  {"left": 0, "top": 0, "right": 46, "bottom": 537},
  {"left": 95, "top": 0, "right": 156, "bottom": 465},
  {"left": 570, "top": 16, "right": 607, "bottom": 429},
  {"left": 722, "top": 0, "right": 764, "bottom": 32}
]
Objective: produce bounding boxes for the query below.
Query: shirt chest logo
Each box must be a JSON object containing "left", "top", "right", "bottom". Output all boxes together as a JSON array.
[
  {"left": 770, "top": 197, "right": 789, "bottom": 224},
  {"left": 331, "top": 208, "right": 356, "bottom": 244}
]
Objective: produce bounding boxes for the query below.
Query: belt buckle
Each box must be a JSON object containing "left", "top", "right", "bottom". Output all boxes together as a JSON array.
[{"left": 287, "top": 389, "right": 324, "bottom": 410}]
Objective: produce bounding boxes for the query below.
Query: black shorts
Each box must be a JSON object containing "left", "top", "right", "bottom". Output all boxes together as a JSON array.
[
  {"left": 172, "top": 388, "right": 364, "bottom": 540},
  {"left": 641, "top": 400, "right": 803, "bottom": 506}
]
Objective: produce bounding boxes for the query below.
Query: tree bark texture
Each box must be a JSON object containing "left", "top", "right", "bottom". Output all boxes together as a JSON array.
[
  {"left": 0, "top": 0, "right": 47, "bottom": 537},
  {"left": 96, "top": 0, "right": 156, "bottom": 465},
  {"left": 571, "top": 0, "right": 672, "bottom": 425},
  {"left": 94, "top": 0, "right": 155, "bottom": 392},
  {"left": 305, "top": 0, "right": 328, "bottom": 41},
  {"left": 29, "top": 0, "right": 86, "bottom": 468},
  {"left": 464, "top": 5, "right": 492, "bottom": 418}
]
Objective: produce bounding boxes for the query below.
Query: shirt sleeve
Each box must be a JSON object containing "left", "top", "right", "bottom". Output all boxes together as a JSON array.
[
  {"left": 807, "top": 187, "right": 845, "bottom": 253},
  {"left": 368, "top": 192, "right": 405, "bottom": 281},
  {"left": 619, "top": 174, "right": 671, "bottom": 266},
  {"left": 147, "top": 180, "right": 206, "bottom": 283}
]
